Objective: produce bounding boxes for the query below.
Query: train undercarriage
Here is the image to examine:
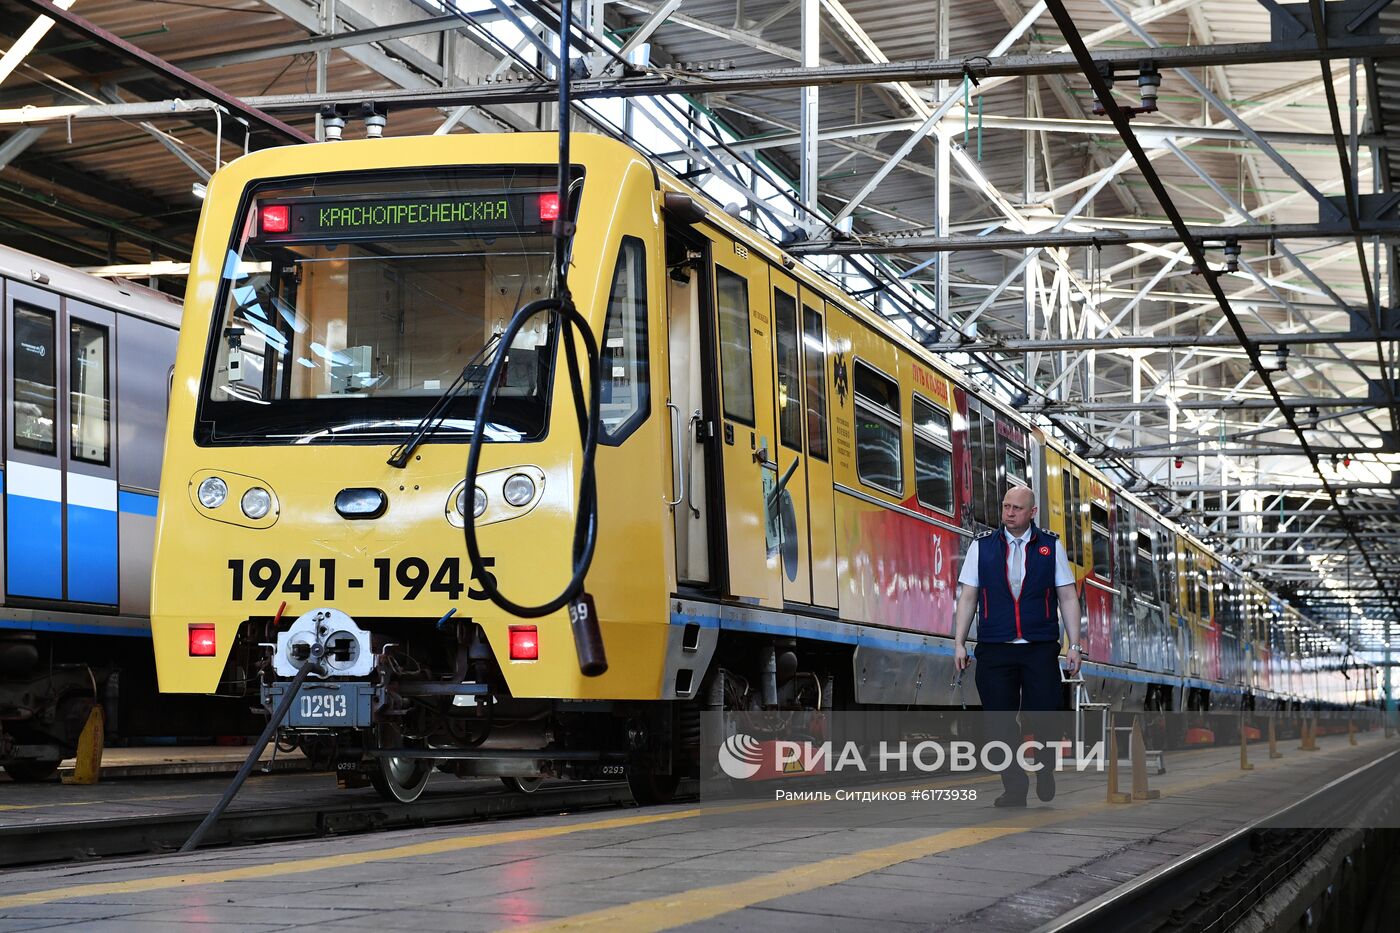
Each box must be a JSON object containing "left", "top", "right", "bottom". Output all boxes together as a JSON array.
[{"left": 237, "top": 608, "right": 1363, "bottom": 804}]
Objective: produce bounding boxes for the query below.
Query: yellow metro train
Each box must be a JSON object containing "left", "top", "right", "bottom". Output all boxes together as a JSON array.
[{"left": 153, "top": 133, "right": 1370, "bottom": 802}]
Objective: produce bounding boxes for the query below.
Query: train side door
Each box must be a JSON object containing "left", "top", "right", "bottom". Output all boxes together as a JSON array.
[
  {"left": 768, "top": 273, "right": 811, "bottom": 604},
  {"left": 665, "top": 229, "right": 713, "bottom": 588},
  {"left": 710, "top": 246, "right": 782, "bottom": 607},
  {"left": 4, "top": 285, "right": 118, "bottom": 606},
  {"left": 805, "top": 297, "right": 837, "bottom": 608}
]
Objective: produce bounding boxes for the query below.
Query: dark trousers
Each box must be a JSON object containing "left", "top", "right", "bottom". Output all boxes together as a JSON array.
[{"left": 973, "top": 640, "right": 1064, "bottom": 799}]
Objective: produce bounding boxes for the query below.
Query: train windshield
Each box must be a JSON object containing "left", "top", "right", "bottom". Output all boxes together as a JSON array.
[{"left": 196, "top": 168, "right": 573, "bottom": 446}]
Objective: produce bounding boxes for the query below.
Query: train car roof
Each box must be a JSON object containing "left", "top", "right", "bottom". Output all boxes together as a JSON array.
[{"left": 0, "top": 243, "right": 183, "bottom": 330}]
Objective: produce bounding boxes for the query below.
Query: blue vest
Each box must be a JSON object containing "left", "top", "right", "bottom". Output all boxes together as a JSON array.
[{"left": 976, "top": 525, "right": 1062, "bottom": 643}]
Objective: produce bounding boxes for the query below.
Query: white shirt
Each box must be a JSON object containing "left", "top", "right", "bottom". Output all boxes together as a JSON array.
[{"left": 958, "top": 528, "right": 1075, "bottom": 643}]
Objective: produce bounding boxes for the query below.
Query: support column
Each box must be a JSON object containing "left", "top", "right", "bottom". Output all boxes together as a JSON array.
[
  {"left": 800, "top": 0, "right": 819, "bottom": 214},
  {"left": 315, "top": 0, "right": 335, "bottom": 141},
  {"left": 934, "top": 0, "right": 950, "bottom": 324},
  {"left": 1023, "top": 75, "right": 1035, "bottom": 385}
]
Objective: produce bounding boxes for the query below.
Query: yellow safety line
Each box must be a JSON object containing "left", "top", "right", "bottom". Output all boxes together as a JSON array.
[
  {"left": 0, "top": 793, "right": 210, "bottom": 813},
  {"left": 0, "top": 773, "right": 323, "bottom": 812},
  {"left": 504, "top": 750, "right": 1338, "bottom": 933},
  {"left": 0, "top": 801, "right": 776, "bottom": 909}
]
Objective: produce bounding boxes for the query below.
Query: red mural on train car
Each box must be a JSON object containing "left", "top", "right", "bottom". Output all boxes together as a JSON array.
[
  {"left": 1202, "top": 624, "right": 1222, "bottom": 681},
  {"left": 849, "top": 505, "right": 961, "bottom": 636}
]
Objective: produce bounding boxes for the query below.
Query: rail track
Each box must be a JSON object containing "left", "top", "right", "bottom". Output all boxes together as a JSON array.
[{"left": 1038, "top": 748, "right": 1400, "bottom": 932}]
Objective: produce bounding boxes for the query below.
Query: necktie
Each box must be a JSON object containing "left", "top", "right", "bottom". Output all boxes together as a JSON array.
[{"left": 1010, "top": 539, "right": 1025, "bottom": 597}]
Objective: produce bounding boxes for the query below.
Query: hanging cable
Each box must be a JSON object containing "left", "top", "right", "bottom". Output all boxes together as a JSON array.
[{"left": 460, "top": 0, "right": 606, "bottom": 676}]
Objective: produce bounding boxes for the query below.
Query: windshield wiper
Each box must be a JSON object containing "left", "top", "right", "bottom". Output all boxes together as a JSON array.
[{"left": 387, "top": 333, "right": 502, "bottom": 468}]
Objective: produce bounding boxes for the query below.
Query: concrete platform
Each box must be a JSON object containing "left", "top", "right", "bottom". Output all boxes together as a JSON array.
[{"left": 0, "top": 732, "right": 1395, "bottom": 931}]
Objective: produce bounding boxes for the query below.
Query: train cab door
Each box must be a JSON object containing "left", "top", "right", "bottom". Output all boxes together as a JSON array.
[
  {"left": 4, "top": 285, "right": 118, "bottom": 607},
  {"left": 710, "top": 243, "right": 782, "bottom": 607},
  {"left": 665, "top": 228, "right": 714, "bottom": 589},
  {"left": 804, "top": 296, "right": 837, "bottom": 608},
  {"left": 767, "top": 273, "right": 811, "bottom": 605}
]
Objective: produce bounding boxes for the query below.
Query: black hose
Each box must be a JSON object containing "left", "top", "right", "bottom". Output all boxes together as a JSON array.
[
  {"left": 461, "top": 297, "right": 600, "bottom": 621},
  {"left": 459, "top": 2, "right": 606, "bottom": 676},
  {"left": 179, "top": 655, "right": 324, "bottom": 853}
]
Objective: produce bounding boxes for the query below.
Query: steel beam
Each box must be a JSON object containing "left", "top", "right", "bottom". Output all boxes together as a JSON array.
[
  {"left": 1101, "top": 447, "right": 1392, "bottom": 459},
  {"left": 0, "top": 126, "right": 46, "bottom": 170},
  {"left": 791, "top": 222, "right": 1399, "bottom": 254},
  {"left": 1029, "top": 397, "right": 1366, "bottom": 413},
  {"left": 928, "top": 331, "right": 1395, "bottom": 352},
  {"left": 12, "top": 37, "right": 1400, "bottom": 125},
  {"left": 101, "top": 14, "right": 468, "bottom": 80},
  {"left": 10, "top": 0, "right": 311, "bottom": 144},
  {"left": 1152, "top": 482, "right": 1399, "bottom": 493},
  {"left": 729, "top": 115, "right": 1381, "bottom": 154},
  {"left": 1197, "top": 511, "right": 1399, "bottom": 518},
  {"left": 0, "top": 0, "right": 74, "bottom": 87}
]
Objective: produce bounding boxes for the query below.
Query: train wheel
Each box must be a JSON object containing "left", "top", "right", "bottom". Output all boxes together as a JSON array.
[
  {"left": 627, "top": 769, "right": 679, "bottom": 806},
  {"left": 501, "top": 777, "right": 544, "bottom": 794},
  {"left": 370, "top": 754, "right": 434, "bottom": 803},
  {"left": 3, "top": 760, "right": 60, "bottom": 783}
]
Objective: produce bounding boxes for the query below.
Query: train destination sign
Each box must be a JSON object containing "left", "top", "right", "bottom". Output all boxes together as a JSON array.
[{"left": 256, "top": 192, "right": 540, "bottom": 240}]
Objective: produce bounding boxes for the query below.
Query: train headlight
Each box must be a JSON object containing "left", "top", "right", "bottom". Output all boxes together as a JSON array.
[
  {"left": 197, "top": 477, "right": 228, "bottom": 509},
  {"left": 456, "top": 487, "right": 489, "bottom": 519},
  {"left": 503, "top": 473, "right": 536, "bottom": 507},
  {"left": 241, "top": 487, "right": 272, "bottom": 519}
]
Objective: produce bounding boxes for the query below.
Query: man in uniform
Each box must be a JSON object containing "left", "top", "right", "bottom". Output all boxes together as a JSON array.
[{"left": 954, "top": 485, "right": 1083, "bottom": 807}]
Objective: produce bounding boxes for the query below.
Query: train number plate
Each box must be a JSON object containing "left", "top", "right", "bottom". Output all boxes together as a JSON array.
[{"left": 264, "top": 681, "right": 374, "bottom": 728}]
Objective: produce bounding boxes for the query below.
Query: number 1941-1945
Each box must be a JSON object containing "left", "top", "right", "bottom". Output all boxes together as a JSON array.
[{"left": 227, "top": 556, "right": 497, "bottom": 602}]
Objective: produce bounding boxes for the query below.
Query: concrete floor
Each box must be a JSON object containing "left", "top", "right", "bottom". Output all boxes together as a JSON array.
[{"left": 1, "top": 732, "right": 1396, "bottom": 931}]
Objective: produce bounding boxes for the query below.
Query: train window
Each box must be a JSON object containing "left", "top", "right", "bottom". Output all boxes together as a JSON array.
[
  {"left": 599, "top": 237, "right": 648, "bottom": 445},
  {"left": 1198, "top": 565, "right": 1211, "bottom": 621},
  {"left": 198, "top": 168, "right": 573, "bottom": 446},
  {"left": 802, "top": 306, "right": 828, "bottom": 462},
  {"left": 1060, "top": 467, "right": 1074, "bottom": 560},
  {"left": 912, "top": 395, "right": 953, "bottom": 514},
  {"left": 968, "top": 406, "right": 992, "bottom": 526},
  {"left": 715, "top": 267, "right": 755, "bottom": 425},
  {"left": 1185, "top": 550, "right": 1197, "bottom": 615},
  {"left": 774, "top": 289, "right": 801, "bottom": 451},
  {"left": 1090, "top": 502, "right": 1110, "bottom": 579},
  {"left": 1134, "top": 530, "right": 1157, "bottom": 600},
  {"left": 1068, "top": 472, "right": 1085, "bottom": 562},
  {"left": 70, "top": 321, "right": 110, "bottom": 464},
  {"left": 1005, "top": 446, "right": 1027, "bottom": 487},
  {"left": 853, "top": 360, "right": 902, "bottom": 495},
  {"left": 14, "top": 304, "right": 57, "bottom": 455}
]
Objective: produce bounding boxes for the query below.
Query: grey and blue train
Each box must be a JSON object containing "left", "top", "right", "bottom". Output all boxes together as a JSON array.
[{"left": 0, "top": 244, "right": 179, "bottom": 781}]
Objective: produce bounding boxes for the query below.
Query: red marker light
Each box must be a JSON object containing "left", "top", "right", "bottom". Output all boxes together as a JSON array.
[
  {"left": 538, "top": 192, "right": 560, "bottom": 222},
  {"left": 509, "top": 625, "right": 539, "bottom": 661},
  {"left": 260, "top": 204, "right": 290, "bottom": 234},
  {"left": 188, "top": 623, "right": 217, "bottom": 657}
]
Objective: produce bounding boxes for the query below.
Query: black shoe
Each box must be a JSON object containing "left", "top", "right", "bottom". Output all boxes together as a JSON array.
[
  {"left": 993, "top": 793, "right": 1027, "bottom": 808},
  {"left": 1036, "top": 766, "right": 1056, "bottom": 802}
]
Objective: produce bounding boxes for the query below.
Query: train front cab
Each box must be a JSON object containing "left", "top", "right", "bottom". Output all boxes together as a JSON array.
[{"left": 149, "top": 135, "right": 712, "bottom": 794}]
